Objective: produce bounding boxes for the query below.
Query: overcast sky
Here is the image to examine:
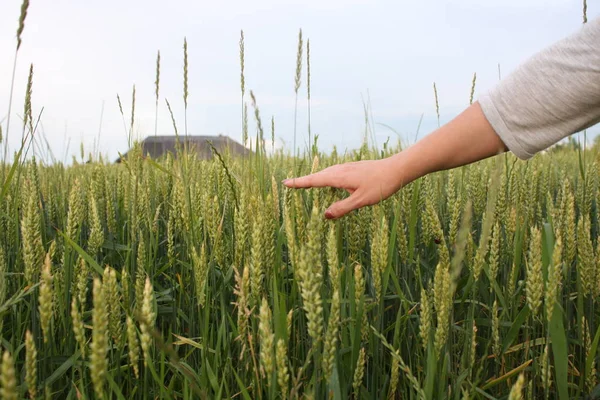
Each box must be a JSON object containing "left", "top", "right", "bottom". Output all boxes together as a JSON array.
[{"left": 0, "top": 0, "right": 597, "bottom": 163}]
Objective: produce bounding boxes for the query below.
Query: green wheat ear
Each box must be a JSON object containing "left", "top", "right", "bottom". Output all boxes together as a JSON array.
[
  {"left": 469, "top": 72, "right": 477, "bottom": 105},
  {"left": 16, "top": 0, "right": 30, "bottom": 51},
  {"left": 129, "top": 85, "right": 136, "bottom": 146},
  {"left": 240, "top": 30, "right": 246, "bottom": 150},
  {"left": 1, "top": 350, "right": 17, "bottom": 400},
  {"left": 183, "top": 37, "right": 189, "bottom": 109},
  {"left": 294, "top": 29, "right": 303, "bottom": 94},
  {"left": 433, "top": 82, "right": 440, "bottom": 127},
  {"left": 154, "top": 50, "right": 161, "bottom": 136},
  {"left": 307, "top": 38, "right": 312, "bottom": 153},
  {"left": 240, "top": 30, "right": 245, "bottom": 98},
  {"left": 1, "top": 6, "right": 598, "bottom": 398},
  {"left": 155, "top": 50, "right": 161, "bottom": 102},
  {"left": 23, "top": 63, "right": 33, "bottom": 133}
]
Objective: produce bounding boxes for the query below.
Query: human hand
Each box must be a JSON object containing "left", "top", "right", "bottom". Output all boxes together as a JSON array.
[
  {"left": 282, "top": 102, "right": 507, "bottom": 220},
  {"left": 282, "top": 157, "right": 404, "bottom": 220}
]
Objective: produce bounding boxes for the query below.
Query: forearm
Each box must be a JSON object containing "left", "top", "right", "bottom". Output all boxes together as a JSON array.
[
  {"left": 389, "top": 101, "right": 506, "bottom": 187},
  {"left": 284, "top": 18, "right": 600, "bottom": 220},
  {"left": 389, "top": 17, "right": 600, "bottom": 186}
]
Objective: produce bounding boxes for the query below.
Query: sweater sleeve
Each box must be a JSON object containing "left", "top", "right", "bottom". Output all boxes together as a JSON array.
[{"left": 478, "top": 17, "right": 600, "bottom": 160}]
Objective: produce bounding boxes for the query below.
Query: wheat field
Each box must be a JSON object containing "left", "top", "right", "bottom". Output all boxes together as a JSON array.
[{"left": 1, "top": 1, "right": 600, "bottom": 399}]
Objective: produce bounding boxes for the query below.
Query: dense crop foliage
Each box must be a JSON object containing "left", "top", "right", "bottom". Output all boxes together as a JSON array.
[
  {"left": 2, "top": 1, "right": 600, "bottom": 398},
  {"left": 0, "top": 142, "right": 599, "bottom": 399}
]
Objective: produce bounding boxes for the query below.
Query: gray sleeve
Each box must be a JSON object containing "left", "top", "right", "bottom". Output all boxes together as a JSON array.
[{"left": 478, "top": 17, "right": 600, "bottom": 160}]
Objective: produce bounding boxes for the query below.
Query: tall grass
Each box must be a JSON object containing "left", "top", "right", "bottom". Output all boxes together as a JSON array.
[
  {"left": 2, "top": 0, "right": 30, "bottom": 166},
  {"left": 1, "top": 2, "right": 600, "bottom": 400},
  {"left": 154, "top": 51, "right": 161, "bottom": 137},
  {"left": 1, "top": 116, "right": 599, "bottom": 400}
]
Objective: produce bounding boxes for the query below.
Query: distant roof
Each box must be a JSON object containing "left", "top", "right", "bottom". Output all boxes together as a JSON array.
[
  {"left": 116, "top": 134, "right": 249, "bottom": 162},
  {"left": 143, "top": 135, "right": 232, "bottom": 142}
]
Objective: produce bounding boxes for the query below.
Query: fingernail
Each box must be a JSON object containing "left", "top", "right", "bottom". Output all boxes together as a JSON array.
[
  {"left": 282, "top": 179, "right": 289, "bottom": 185},
  {"left": 324, "top": 209, "right": 334, "bottom": 219}
]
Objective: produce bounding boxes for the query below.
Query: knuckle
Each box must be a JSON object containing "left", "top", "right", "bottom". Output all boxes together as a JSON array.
[{"left": 352, "top": 192, "right": 367, "bottom": 207}]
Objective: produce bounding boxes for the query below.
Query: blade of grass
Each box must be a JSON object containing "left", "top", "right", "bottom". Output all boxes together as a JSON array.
[{"left": 549, "top": 304, "right": 570, "bottom": 400}]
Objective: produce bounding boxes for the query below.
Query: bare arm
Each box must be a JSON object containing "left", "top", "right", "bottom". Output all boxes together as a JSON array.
[
  {"left": 392, "top": 101, "right": 506, "bottom": 180},
  {"left": 283, "top": 101, "right": 506, "bottom": 219},
  {"left": 284, "top": 17, "right": 600, "bottom": 220}
]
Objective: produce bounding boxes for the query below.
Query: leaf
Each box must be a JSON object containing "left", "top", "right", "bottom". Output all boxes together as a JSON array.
[
  {"left": 207, "top": 140, "right": 240, "bottom": 210},
  {"left": 383, "top": 204, "right": 400, "bottom": 296},
  {"left": 40, "top": 351, "right": 81, "bottom": 387},
  {"left": 101, "top": 240, "right": 131, "bottom": 251},
  {"left": 474, "top": 386, "right": 503, "bottom": 400},
  {"left": 171, "top": 361, "right": 202, "bottom": 394},
  {"left": 0, "top": 144, "right": 25, "bottom": 201},
  {"left": 541, "top": 223, "right": 555, "bottom": 281},
  {"left": 502, "top": 305, "right": 530, "bottom": 353},
  {"left": 328, "top": 362, "right": 343, "bottom": 400},
  {"left": 0, "top": 283, "right": 39, "bottom": 317},
  {"left": 145, "top": 156, "right": 177, "bottom": 177},
  {"left": 232, "top": 368, "right": 252, "bottom": 400},
  {"left": 502, "top": 337, "right": 549, "bottom": 356},
  {"left": 589, "top": 383, "right": 600, "bottom": 399},
  {"left": 205, "top": 359, "right": 220, "bottom": 394},
  {"left": 58, "top": 230, "right": 104, "bottom": 276},
  {"left": 172, "top": 333, "right": 203, "bottom": 350},
  {"left": 483, "top": 264, "right": 507, "bottom": 310},
  {"left": 407, "top": 179, "right": 421, "bottom": 261},
  {"left": 482, "top": 359, "right": 532, "bottom": 390},
  {"left": 423, "top": 343, "right": 436, "bottom": 400},
  {"left": 106, "top": 373, "right": 127, "bottom": 400},
  {"left": 549, "top": 304, "right": 569, "bottom": 400}
]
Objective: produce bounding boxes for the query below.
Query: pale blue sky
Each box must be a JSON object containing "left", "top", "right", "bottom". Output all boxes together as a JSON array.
[{"left": 0, "top": 0, "right": 597, "bottom": 162}]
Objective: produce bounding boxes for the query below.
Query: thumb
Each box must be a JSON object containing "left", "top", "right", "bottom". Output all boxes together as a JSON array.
[{"left": 325, "top": 193, "right": 362, "bottom": 219}]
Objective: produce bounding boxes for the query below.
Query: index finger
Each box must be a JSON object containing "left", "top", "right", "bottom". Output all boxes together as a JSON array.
[{"left": 282, "top": 170, "right": 335, "bottom": 189}]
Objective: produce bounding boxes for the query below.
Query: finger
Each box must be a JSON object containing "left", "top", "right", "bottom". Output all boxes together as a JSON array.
[
  {"left": 325, "top": 193, "right": 362, "bottom": 219},
  {"left": 282, "top": 170, "right": 335, "bottom": 189}
]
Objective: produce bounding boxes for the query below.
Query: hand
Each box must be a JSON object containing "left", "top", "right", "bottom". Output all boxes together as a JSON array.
[
  {"left": 282, "top": 157, "right": 403, "bottom": 220},
  {"left": 282, "top": 102, "right": 507, "bottom": 220}
]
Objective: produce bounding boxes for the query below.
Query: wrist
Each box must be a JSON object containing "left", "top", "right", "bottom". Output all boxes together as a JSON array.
[{"left": 386, "top": 147, "right": 429, "bottom": 190}]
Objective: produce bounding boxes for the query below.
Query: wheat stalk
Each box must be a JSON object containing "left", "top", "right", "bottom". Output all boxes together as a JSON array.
[
  {"left": 154, "top": 50, "right": 161, "bottom": 136},
  {"left": 3, "top": 0, "right": 31, "bottom": 165},
  {"left": 183, "top": 37, "right": 189, "bottom": 137},
  {"left": 240, "top": 30, "right": 246, "bottom": 147},
  {"left": 307, "top": 38, "right": 312, "bottom": 152},
  {"left": 129, "top": 85, "right": 136, "bottom": 146}
]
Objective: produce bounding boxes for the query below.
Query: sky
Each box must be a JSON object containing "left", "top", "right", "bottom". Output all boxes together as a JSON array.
[{"left": 0, "top": 0, "right": 598, "bottom": 163}]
